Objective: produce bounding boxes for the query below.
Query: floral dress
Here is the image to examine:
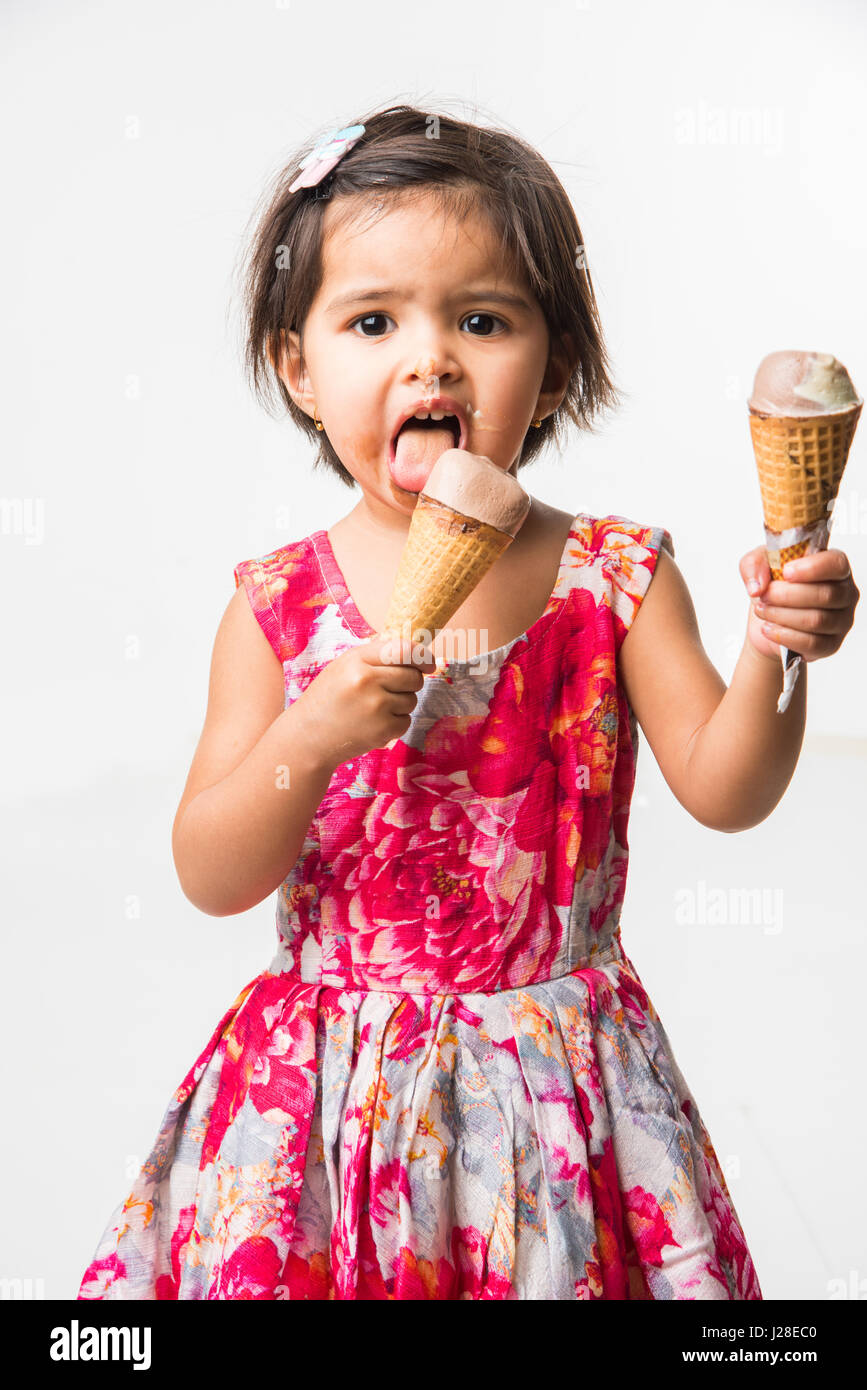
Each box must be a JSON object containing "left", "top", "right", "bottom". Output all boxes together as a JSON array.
[{"left": 77, "top": 512, "right": 762, "bottom": 1301}]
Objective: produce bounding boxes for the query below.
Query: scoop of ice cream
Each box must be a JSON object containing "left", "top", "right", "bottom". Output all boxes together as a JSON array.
[
  {"left": 749, "top": 351, "right": 861, "bottom": 416},
  {"left": 419, "top": 449, "right": 531, "bottom": 538}
]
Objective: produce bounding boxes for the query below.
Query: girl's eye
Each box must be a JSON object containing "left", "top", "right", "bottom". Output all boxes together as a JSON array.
[
  {"left": 461, "top": 312, "right": 505, "bottom": 336},
  {"left": 350, "top": 313, "right": 393, "bottom": 337},
  {"left": 348, "top": 311, "right": 507, "bottom": 338}
]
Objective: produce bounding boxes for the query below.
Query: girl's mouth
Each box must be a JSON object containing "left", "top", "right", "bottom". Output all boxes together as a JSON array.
[
  {"left": 389, "top": 410, "right": 462, "bottom": 458},
  {"left": 388, "top": 412, "right": 463, "bottom": 494}
]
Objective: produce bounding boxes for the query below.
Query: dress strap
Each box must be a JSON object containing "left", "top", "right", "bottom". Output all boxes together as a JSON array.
[
  {"left": 234, "top": 555, "right": 287, "bottom": 661},
  {"left": 598, "top": 514, "right": 674, "bottom": 653},
  {"left": 233, "top": 536, "right": 326, "bottom": 666}
]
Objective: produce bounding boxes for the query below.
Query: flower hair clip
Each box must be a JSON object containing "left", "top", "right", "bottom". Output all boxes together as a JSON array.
[{"left": 288, "top": 123, "right": 365, "bottom": 194}]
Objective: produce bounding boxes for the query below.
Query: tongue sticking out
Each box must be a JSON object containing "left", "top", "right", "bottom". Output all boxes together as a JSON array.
[{"left": 389, "top": 423, "right": 457, "bottom": 494}]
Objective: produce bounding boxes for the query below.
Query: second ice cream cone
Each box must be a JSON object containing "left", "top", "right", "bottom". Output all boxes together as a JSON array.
[
  {"left": 749, "top": 402, "right": 861, "bottom": 578},
  {"left": 383, "top": 493, "right": 513, "bottom": 644},
  {"left": 747, "top": 349, "right": 861, "bottom": 714}
]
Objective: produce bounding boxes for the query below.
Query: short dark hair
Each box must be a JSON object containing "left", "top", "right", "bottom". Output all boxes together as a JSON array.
[{"left": 237, "top": 101, "right": 624, "bottom": 489}]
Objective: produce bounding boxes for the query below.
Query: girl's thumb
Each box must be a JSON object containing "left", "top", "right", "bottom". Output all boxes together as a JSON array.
[{"left": 741, "top": 545, "right": 770, "bottom": 596}]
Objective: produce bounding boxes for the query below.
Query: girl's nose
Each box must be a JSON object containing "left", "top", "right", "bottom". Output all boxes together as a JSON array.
[{"left": 409, "top": 347, "right": 460, "bottom": 386}]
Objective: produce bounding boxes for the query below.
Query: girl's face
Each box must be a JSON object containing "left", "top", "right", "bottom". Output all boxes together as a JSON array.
[{"left": 279, "top": 189, "right": 573, "bottom": 527}]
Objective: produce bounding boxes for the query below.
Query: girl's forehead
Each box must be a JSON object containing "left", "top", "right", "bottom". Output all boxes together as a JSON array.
[{"left": 320, "top": 192, "right": 524, "bottom": 283}]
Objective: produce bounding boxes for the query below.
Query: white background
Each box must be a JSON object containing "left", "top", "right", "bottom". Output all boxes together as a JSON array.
[{"left": 2, "top": 0, "right": 865, "bottom": 1300}]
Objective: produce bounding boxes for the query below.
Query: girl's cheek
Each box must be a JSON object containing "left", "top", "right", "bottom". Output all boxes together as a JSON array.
[{"left": 338, "top": 428, "right": 380, "bottom": 465}]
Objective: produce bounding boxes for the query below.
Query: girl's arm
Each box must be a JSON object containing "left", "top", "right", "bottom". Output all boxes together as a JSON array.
[
  {"left": 619, "top": 546, "right": 857, "bottom": 833},
  {"left": 172, "top": 588, "right": 339, "bottom": 916}
]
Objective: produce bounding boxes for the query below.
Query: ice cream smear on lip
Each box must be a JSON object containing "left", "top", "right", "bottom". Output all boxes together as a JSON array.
[
  {"left": 420, "top": 449, "right": 531, "bottom": 538},
  {"left": 749, "top": 350, "right": 861, "bottom": 417}
]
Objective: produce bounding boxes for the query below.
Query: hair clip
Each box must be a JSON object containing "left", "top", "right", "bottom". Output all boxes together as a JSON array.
[{"left": 288, "top": 123, "right": 365, "bottom": 194}]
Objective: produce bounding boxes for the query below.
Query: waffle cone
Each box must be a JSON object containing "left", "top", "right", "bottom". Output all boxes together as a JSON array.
[
  {"left": 761, "top": 533, "right": 811, "bottom": 581},
  {"left": 382, "top": 493, "right": 513, "bottom": 644},
  {"left": 749, "top": 402, "right": 861, "bottom": 531}
]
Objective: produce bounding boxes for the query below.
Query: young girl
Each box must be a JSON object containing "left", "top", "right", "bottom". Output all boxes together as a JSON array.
[{"left": 77, "top": 103, "right": 858, "bottom": 1301}]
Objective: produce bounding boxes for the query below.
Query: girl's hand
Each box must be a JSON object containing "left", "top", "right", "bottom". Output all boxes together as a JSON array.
[
  {"left": 295, "top": 634, "right": 436, "bottom": 767},
  {"left": 740, "top": 546, "right": 860, "bottom": 661}
]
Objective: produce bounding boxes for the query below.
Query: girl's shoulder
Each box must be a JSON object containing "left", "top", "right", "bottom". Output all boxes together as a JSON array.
[
  {"left": 568, "top": 511, "right": 675, "bottom": 566},
  {"left": 233, "top": 531, "right": 328, "bottom": 666},
  {"left": 562, "top": 512, "right": 675, "bottom": 650}
]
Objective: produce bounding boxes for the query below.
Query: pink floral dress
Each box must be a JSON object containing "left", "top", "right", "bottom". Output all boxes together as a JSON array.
[{"left": 77, "top": 512, "right": 762, "bottom": 1301}]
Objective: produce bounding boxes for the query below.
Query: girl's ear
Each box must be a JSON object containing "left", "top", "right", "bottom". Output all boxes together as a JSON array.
[
  {"left": 535, "top": 332, "right": 578, "bottom": 419},
  {"left": 560, "top": 331, "right": 581, "bottom": 377},
  {"left": 270, "top": 329, "right": 316, "bottom": 418}
]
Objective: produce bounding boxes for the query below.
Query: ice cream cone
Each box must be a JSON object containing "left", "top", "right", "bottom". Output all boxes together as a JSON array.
[
  {"left": 749, "top": 401, "right": 862, "bottom": 578},
  {"left": 747, "top": 350, "right": 861, "bottom": 714},
  {"left": 382, "top": 492, "right": 513, "bottom": 644}
]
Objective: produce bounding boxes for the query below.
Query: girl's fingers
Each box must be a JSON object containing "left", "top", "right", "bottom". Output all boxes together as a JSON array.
[
  {"left": 758, "top": 578, "right": 853, "bottom": 610},
  {"left": 754, "top": 552, "right": 857, "bottom": 657},
  {"left": 759, "top": 618, "right": 844, "bottom": 654},
  {"left": 756, "top": 605, "right": 845, "bottom": 636},
  {"left": 760, "top": 626, "right": 840, "bottom": 660},
  {"left": 759, "top": 622, "right": 839, "bottom": 658},
  {"left": 782, "top": 551, "right": 852, "bottom": 584}
]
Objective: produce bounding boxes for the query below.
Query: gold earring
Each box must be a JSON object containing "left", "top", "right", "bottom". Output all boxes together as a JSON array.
[
  {"left": 532, "top": 417, "right": 543, "bottom": 428},
  {"left": 313, "top": 404, "right": 324, "bottom": 431}
]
